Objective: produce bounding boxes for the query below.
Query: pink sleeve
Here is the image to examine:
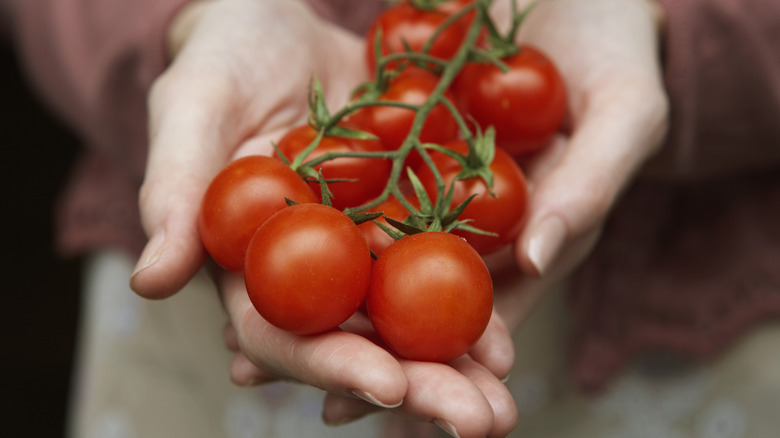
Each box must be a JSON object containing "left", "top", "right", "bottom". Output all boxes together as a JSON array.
[
  {"left": 653, "top": 0, "right": 780, "bottom": 179},
  {"left": 570, "top": 0, "right": 780, "bottom": 393},
  {"left": 2, "top": 0, "right": 193, "bottom": 255},
  {"left": 5, "top": 0, "right": 193, "bottom": 175}
]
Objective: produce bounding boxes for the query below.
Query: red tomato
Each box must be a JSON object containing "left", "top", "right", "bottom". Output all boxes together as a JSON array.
[
  {"left": 357, "top": 195, "right": 412, "bottom": 257},
  {"left": 275, "top": 124, "right": 391, "bottom": 210},
  {"left": 452, "top": 45, "right": 567, "bottom": 156},
  {"left": 245, "top": 203, "right": 372, "bottom": 335},
  {"left": 417, "top": 141, "right": 528, "bottom": 254},
  {"left": 348, "top": 67, "right": 460, "bottom": 170},
  {"left": 434, "top": 0, "right": 483, "bottom": 39},
  {"left": 198, "top": 155, "right": 316, "bottom": 272},
  {"left": 367, "top": 232, "right": 493, "bottom": 362},
  {"left": 365, "top": 1, "right": 471, "bottom": 75}
]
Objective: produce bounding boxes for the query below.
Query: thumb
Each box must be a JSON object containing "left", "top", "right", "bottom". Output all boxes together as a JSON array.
[{"left": 129, "top": 66, "right": 238, "bottom": 299}]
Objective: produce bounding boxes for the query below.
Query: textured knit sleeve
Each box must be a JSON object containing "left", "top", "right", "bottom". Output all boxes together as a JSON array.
[
  {"left": 570, "top": 0, "right": 780, "bottom": 393},
  {"left": 5, "top": 0, "right": 194, "bottom": 175},
  {"left": 2, "top": 0, "right": 194, "bottom": 255},
  {"left": 649, "top": 0, "right": 780, "bottom": 179}
]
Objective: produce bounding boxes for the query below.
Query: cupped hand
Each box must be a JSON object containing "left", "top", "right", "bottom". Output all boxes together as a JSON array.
[
  {"left": 128, "top": 0, "right": 518, "bottom": 436},
  {"left": 130, "top": 0, "right": 367, "bottom": 298},
  {"left": 496, "top": 0, "right": 670, "bottom": 328},
  {"left": 220, "top": 268, "right": 518, "bottom": 438}
]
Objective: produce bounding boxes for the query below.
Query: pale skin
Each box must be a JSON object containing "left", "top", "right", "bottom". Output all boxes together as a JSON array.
[{"left": 129, "top": 0, "right": 668, "bottom": 437}]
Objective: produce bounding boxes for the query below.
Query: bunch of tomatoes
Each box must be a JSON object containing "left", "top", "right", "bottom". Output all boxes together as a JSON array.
[{"left": 198, "top": 0, "right": 566, "bottom": 363}]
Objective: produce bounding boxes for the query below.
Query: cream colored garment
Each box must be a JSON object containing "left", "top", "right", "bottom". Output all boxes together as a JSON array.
[{"left": 68, "top": 251, "right": 780, "bottom": 438}]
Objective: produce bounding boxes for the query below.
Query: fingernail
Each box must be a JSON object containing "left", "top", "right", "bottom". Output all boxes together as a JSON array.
[
  {"left": 433, "top": 419, "right": 460, "bottom": 438},
  {"left": 351, "top": 389, "right": 402, "bottom": 409},
  {"left": 526, "top": 215, "right": 567, "bottom": 276},
  {"left": 501, "top": 373, "right": 511, "bottom": 384},
  {"left": 131, "top": 230, "right": 165, "bottom": 278}
]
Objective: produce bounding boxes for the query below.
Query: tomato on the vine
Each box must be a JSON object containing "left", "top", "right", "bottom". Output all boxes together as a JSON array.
[
  {"left": 275, "top": 123, "right": 391, "bottom": 210},
  {"left": 452, "top": 45, "right": 567, "bottom": 156},
  {"left": 348, "top": 66, "right": 460, "bottom": 170},
  {"left": 367, "top": 231, "right": 493, "bottom": 362},
  {"left": 198, "top": 155, "right": 316, "bottom": 272},
  {"left": 357, "top": 195, "right": 413, "bottom": 257},
  {"left": 417, "top": 140, "right": 528, "bottom": 254},
  {"left": 365, "top": 1, "right": 472, "bottom": 75},
  {"left": 244, "top": 203, "right": 371, "bottom": 335}
]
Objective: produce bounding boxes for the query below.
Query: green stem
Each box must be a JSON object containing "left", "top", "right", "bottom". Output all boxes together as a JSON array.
[
  {"left": 344, "top": 1, "right": 492, "bottom": 216},
  {"left": 303, "top": 150, "right": 399, "bottom": 168},
  {"left": 327, "top": 100, "right": 420, "bottom": 130}
]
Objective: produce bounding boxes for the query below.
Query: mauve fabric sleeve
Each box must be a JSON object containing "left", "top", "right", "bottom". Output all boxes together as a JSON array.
[
  {"left": 1, "top": 0, "right": 194, "bottom": 255},
  {"left": 0, "top": 0, "right": 382, "bottom": 256},
  {"left": 652, "top": 0, "right": 780, "bottom": 180},
  {"left": 570, "top": 0, "right": 780, "bottom": 392},
  {"left": 3, "top": 0, "right": 194, "bottom": 176}
]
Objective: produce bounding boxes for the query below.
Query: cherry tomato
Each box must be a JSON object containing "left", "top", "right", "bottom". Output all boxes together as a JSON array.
[
  {"left": 275, "top": 123, "right": 391, "bottom": 210},
  {"left": 245, "top": 203, "right": 371, "bottom": 335},
  {"left": 452, "top": 45, "right": 567, "bottom": 155},
  {"left": 417, "top": 141, "right": 528, "bottom": 254},
  {"left": 365, "top": 1, "right": 471, "bottom": 75},
  {"left": 198, "top": 155, "right": 316, "bottom": 272},
  {"left": 348, "top": 67, "right": 460, "bottom": 170},
  {"left": 357, "top": 195, "right": 412, "bottom": 257},
  {"left": 434, "top": 0, "right": 484, "bottom": 39},
  {"left": 367, "top": 232, "right": 493, "bottom": 362}
]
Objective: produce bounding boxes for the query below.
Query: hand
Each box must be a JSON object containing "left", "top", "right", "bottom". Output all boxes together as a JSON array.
[
  {"left": 129, "top": 0, "right": 518, "bottom": 436},
  {"left": 129, "top": 0, "right": 367, "bottom": 298},
  {"left": 220, "top": 270, "right": 518, "bottom": 438},
  {"left": 495, "top": 0, "right": 670, "bottom": 328}
]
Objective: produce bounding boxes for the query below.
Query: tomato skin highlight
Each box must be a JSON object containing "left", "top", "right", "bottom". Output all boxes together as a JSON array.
[
  {"left": 275, "top": 124, "right": 391, "bottom": 210},
  {"left": 417, "top": 141, "right": 528, "bottom": 254},
  {"left": 244, "top": 203, "right": 371, "bottom": 335},
  {"left": 198, "top": 155, "right": 317, "bottom": 272},
  {"left": 367, "top": 232, "right": 493, "bottom": 362},
  {"left": 452, "top": 45, "right": 567, "bottom": 156},
  {"left": 349, "top": 67, "right": 460, "bottom": 170}
]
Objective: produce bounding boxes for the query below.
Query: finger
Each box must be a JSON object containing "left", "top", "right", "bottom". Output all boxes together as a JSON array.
[
  {"left": 224, "top": 322, "right": 239, "bottom": 352},
  {"left": 129, "top": 62, "right": 240, "bottom": 299},
  {"left": 229, "top": 351, "right": 278, "bottom": 387},
  {"left": 394, "top": 360, "right": 495, "bottom": 438},
  {"left": 321, "top": 393, "right": 378, "bottom": 426},
  {"left": 467, "top": 309, "right": 515, "bottom": 381},
  {"left": 220, "top": 272, "right": 408, "bottom": 408},
  {"left": 449, "top": 356, "right": 518, "bottom": 438},
  {"left": 323, "top": 360, "right": 497, "bottom": 437}
]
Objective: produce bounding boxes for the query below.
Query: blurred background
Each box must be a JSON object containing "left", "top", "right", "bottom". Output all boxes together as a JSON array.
[{"left": 2, "top": 44, "right": 82, "bottom": 437}]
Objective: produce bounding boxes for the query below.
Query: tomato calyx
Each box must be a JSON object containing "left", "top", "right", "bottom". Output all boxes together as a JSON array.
[
  {"left": 273, "top": 79, "right": 394, "bottom": 194},
  {"left": 462, "top": 0, "right": 536, "bottom": 66},
  {"left": 310, "top": 171, "right": 385, "bottom": 226},
  {"left": 370, "top": 163, "right": 496, "bottom": 240},
  {"left": 426, "top": 125, "right": 497, "bottom": 195}
]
